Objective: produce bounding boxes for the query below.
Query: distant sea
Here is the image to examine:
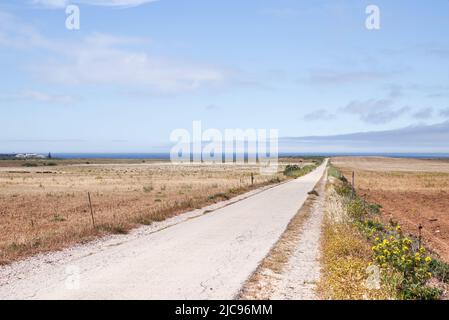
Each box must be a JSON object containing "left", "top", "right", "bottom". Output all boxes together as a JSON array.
[
  {"left": 50, "top": 152, "right": 449, "bottom": 159},
  {"left": 52, "top": 153, "right": 171, "bottom": 159}
]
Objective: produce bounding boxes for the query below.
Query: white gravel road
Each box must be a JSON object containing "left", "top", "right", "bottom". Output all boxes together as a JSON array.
[{"left": 0, "top": 161, "right": 327, "bottom": 300}]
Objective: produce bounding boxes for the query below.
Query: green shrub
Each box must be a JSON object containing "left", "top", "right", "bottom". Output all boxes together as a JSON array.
[
  {"left": 283, "top": 164, "right": 315, "bottom": 178},
  {"left": 356, "top": 219, "right": 384, "bottom": 238},
  {"left": 52, "top": 214, "right": 66, "bottom": 222},
  {"left": 400, "top": 283, "right": 442, "bottom": 300},
  {"left": 283, "top": 164, "right": 300, "bottom": 176},
  {"left": 208, "top": 193, "right": 230, "bottom": 201},
  {"left": 334, "top": 184, "right": 353, "bottom": 198},
  {"left": 228, "top": 187, "right": 239, "bottom": 194},
  {"left": 346, "top": 198, "right": 367, "bottom": 220},
  {"left": 22, "top": 162, "right": 38, "bottom": 167},
  {"left": 328, "top": 166, "right": 343, "bottom": 179},
  {"left": 429, "top": 258, "right": 449, "bottom": 283},
  {"left": 367, "top": 203, "right": 382, "bottom": 215}
]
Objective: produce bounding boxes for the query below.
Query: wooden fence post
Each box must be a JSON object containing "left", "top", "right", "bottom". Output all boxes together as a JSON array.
[
  {"left": 88, "top": 192, "right": 96, "bottom": 229},
  {"left": 418, "top": 224, "right": 423, "bottom": 249},
  {"left": 351, "top": 171, "right": 355, "bottom": 198}
]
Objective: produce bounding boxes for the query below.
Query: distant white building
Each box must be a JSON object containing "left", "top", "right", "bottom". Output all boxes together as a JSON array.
[{"left": 15, "top": 153, "right": 45, "bottom": 159}]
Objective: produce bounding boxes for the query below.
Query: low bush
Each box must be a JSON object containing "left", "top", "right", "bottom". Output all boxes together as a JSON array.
[
  {"left": 367, "top": 203, "right": 382, "bottom": 215},
  {"left": 208, "top": 193, "right": 230, "bottom": 201},
  {"left": 355, "top": 219, "right": 384, "bottom": 238},
  {"left": 334, "top": 183, "right": 353, "bottom": 198},
  {"left": 346, "top": 198, "right": 368, "bottom": 220},
  {"left": 328, "top": 165, "right": 343, "bottom": 180},
  {"left": 400, "top": 283, "right": 442, "bottom": 300},
  {"left": 429, "top": 258, "right": 449, "bottom": 283},
  {"left": 283, "top": 164, "right": 316, "bottom": 178},
  {"left": 269, "top": 177, "right": 281, "bottom": 183},
  {"left": 22, "top": 162, "right": 38, "bottom": 167}
]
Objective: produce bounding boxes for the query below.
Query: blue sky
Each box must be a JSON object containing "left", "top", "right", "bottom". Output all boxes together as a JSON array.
[{"left": 1, "top": 0, "right": 448, "bottom": 153}]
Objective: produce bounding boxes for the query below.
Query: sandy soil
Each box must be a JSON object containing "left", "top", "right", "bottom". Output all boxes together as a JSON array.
[
  {"left": 333, "top": 157, "right": 449, "bottom": 263},
  {"left": 0, "top": 161, "right": 327, "bottom": 299}
]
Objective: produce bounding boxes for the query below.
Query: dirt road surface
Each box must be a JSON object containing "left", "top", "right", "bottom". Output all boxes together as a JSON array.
[{"left": 0, "top": 161, "right": 327, "bottom": 300}]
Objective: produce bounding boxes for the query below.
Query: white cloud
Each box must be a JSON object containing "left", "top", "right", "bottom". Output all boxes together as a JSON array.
[
  {"left": 259, "top": 3, "right": 351, "bottom": 20},
  {"left": 0, "top": 90, "right": 77, "bottom": 105},
  {"left": 342, "top": 99, "right": 410, "bottom": 124},
  {"left": 0, "top": 11, "right": 60, "bottom": 50},
  {"left": 340, "top": 86, "right": 411, "bottom": 124},
  {"left": 303, "top": 109, "right": 335, "bottom": 121},
  {"left": 305, "top": 68, "right": 403, "bottom": 85},
  {"left": 259, "top": 8, "right": 302, "bottom": 18},
  {"left": 83, "top": 32, "right": 150, "bottom": 47},
  {"left": 0, "top": 11, "right": 228, "bottom": 94},
  {"left": 20, "top": 90, "right": 77, "bottom": 105},
  {"left": 31, "top": 0, "right": 67, "bottom": 9},
  {"left": 412, "top": 107, "right": 434, "bottom": 119},
  {"left": 440, "top": 108, "right": 449, "bottom": 118},
  {"left": 34, "top": 34, "right": 226, "bottom": 93},
  {"left": 32, "top": 0, "right": 157, "bottom": 9}
]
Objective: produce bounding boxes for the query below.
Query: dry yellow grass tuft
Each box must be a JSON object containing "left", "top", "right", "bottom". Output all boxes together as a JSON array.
[{"left": 317, "top": 185, "right": 397, "bottom": 300}]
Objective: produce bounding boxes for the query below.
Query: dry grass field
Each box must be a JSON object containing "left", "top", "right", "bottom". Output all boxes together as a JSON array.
[
  {"left": 332, "top": 157, "right": 449, "bottom": 263},
  {"left": 0, "top": 159, "right": 305, "bottom": 265}
]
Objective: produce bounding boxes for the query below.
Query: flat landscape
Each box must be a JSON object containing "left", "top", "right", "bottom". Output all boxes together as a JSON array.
[
  {"left": 333, "top": 157, "right": 449, "bottom": 263},
  {"left": 0, "top": 158, "right": 314, "bottom": 265}
]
